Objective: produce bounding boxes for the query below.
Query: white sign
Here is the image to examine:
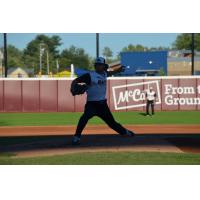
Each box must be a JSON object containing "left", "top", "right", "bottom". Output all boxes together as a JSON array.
[
  {"left": 164, "top": 84, "right": 200, "bottom": 105},
  {"left": 112, "top": 80, "right": 161, "bottom": 110},
  {"left": 112, "top": 80, "right": 200, "bottom": 110}
]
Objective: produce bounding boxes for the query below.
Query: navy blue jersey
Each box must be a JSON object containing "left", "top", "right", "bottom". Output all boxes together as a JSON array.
[{"left": 75, "top": 71, "right": 107, "bottom": 101}]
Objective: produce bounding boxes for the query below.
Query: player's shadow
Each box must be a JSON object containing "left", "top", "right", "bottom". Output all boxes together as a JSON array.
[
  {"left": 1, "top": 134, "right": 200, "bottom": 154},
  {"left": 139, "top": 113, "right": 147, "bottom": 116},
  {"left": 0, "top": 121, "right": 10, "bottom": 126}
]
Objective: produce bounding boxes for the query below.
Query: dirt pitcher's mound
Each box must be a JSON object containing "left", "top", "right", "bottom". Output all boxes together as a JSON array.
[
  {"left": 0, "top": 125, "right": 200, "bottom": 158},
  {"left": 0, "top": 134, "right": 182, "bottom": 158}
]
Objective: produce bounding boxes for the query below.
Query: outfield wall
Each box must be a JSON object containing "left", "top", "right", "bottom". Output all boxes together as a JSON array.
[{"left": 0, "top": 76, "right": 200, "bottom": 112}]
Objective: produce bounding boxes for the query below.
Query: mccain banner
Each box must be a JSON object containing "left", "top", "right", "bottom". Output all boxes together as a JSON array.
[{"left": 110, "top": 77, "right": 200, "bottom": 111}]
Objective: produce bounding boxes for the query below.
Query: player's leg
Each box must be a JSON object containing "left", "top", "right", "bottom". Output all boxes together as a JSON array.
[
  {"left": 151, "top": 101, "right": 155, "bottom": 115},
  {"left": 72, "top": 102, "right": 96, "bottom": 144},
  {"left": 146, "top": 100, "right": 150, "bottom": 116},
  {"left": 98, "top": 102, "right": 135, "bottom": 136}
]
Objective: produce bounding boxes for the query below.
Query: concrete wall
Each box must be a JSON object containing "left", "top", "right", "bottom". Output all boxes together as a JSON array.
[{"left": 0, "top": 76, "right": 200, "bottom": 112}]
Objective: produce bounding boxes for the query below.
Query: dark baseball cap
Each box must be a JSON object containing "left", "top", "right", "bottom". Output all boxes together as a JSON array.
[{"left": 94, "top": 57, "right": 108, "bottom": 67}]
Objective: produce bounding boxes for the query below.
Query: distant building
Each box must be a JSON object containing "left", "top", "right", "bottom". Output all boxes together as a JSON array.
[
  {"left": 168, "top": 57, "right": 200, "bottom": 75},
  {"left": 168, "top": 50, "right": 200, "bottom": 58},
  {"left": 120, "top": 51, "right": 168, "bottom": 76},
  {"left": 109, "top": 50, "right": 200, "bottom": 76},
  {"left": 0, "top": 66, "right": 3, "bottom": 77},
  {"left": 167, "top": 50, "right": 200, "bottom": 75},
  {"left": 7, "top": 67, "right": 34, "bottom": 78}
]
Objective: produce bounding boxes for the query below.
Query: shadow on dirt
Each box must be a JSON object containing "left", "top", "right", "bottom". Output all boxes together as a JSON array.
[{"left": 1, "top": 134, "right": 200, "bottom": 154}]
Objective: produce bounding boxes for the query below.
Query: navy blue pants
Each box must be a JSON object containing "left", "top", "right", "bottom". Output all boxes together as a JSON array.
[
  {"left": 146, "top": 100, "right": 155, "bottom": 115},
  {"left": 75, "top": 100, "right": 127, "bottom": 137}
]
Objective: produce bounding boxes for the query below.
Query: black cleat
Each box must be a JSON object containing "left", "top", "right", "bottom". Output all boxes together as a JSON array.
[
  {"left": 125, "top": 129, "right": 135, "bottom": 137},
  {"left": 72, "top": 136, "right": 81, "bottom": 145}
]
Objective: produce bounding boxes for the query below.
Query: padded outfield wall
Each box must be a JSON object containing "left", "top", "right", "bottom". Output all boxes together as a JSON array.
[{"left": 0, "top": 76, "right": 200, "bottom": 112}]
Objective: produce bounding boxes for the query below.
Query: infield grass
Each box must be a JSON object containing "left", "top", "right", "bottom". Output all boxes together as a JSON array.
[
  {"left": 0, "top": 111, "right": 200, "bottom": 126},
  {"left": 1, "top": 152, "right": 200, "bottom": 165}
]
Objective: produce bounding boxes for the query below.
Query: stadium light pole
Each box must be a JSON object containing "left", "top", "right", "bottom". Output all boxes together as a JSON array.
[
  {"left": 39, "top": 43, "right": 45, "bottom": 75},
  {"left": 39, "top": 43, "right": 42, "bottom": 74},
  {"left": 46, "top": 51, "right": 49, "bottom": 75},
  {"left": 3, "top": 33, "right": 8, "bottom": 77},
  {"left": 191, "top": 33, "right": 195, "bottom": 75},
  {"left": 96, "top": 33, "right": 99, "bottom": 58}
]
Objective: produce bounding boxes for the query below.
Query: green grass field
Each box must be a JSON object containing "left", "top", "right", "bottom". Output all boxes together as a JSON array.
[
  {"left": 0, "top": 111, "right": 200, "bottom": 126},
  {"left": 1, "top": 152, "right": 200, "bottom": 165},
  {"left": 0, "top": 111, "right": 200, "bottom": 165}
]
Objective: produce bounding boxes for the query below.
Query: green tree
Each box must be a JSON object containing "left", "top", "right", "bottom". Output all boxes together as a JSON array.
[
  {"left": 121, "top": 44, "right": 171, "bottom": 53},
  {"left": 149, "top": 46, "right": 171, "bottom": 51},
  {"left": 23, "top": 34, "right": 62, "bottom": 74},
  {"left": 135, "top": 44, "right": 146, "bottom": 51},
  {"left": 59, "top": 45, "right": 91, "bottom": 71},
  {"left": 122, "top": 44, "right": 136, "bottom": 52},
  {"left": 102, "top": 46, "right": 113, "bottom": 61},
  {"left": 158, "top": 67, "right": 166, "bottom": 76},
  {"left": 7, "top": 45, "right": 24, "bottom": 67},
  {"left": 173, "top": 33, "right": 200, "bottom": 51},
  {"left": 121, "top": 44, "right": 147, "bottom": 52}
]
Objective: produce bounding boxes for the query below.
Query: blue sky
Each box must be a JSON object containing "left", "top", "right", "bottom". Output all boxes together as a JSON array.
[{"left": 3, "top": 33, "right": 179, "bottom": 57}]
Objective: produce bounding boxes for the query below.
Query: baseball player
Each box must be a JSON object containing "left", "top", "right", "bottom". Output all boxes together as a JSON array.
[
  {"left": 146, "top": 86, "right": 156, "bottom": 116},
  {"left": 71, "top": 57, "right": 135, "bottom": 145}
]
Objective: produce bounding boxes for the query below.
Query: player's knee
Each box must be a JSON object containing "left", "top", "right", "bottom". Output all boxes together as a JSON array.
[{"left": 81, "top": 113, "right": 92, "bottom": 121}]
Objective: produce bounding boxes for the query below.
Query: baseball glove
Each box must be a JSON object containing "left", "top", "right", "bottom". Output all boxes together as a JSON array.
[{"left": 70, "top": 81, "right": 88, "bottom": 96}]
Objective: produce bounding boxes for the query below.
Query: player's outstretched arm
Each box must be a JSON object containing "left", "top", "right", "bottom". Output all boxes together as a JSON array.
[{"left": 107, "top": 65, "right": 125, "bottom": 76}]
